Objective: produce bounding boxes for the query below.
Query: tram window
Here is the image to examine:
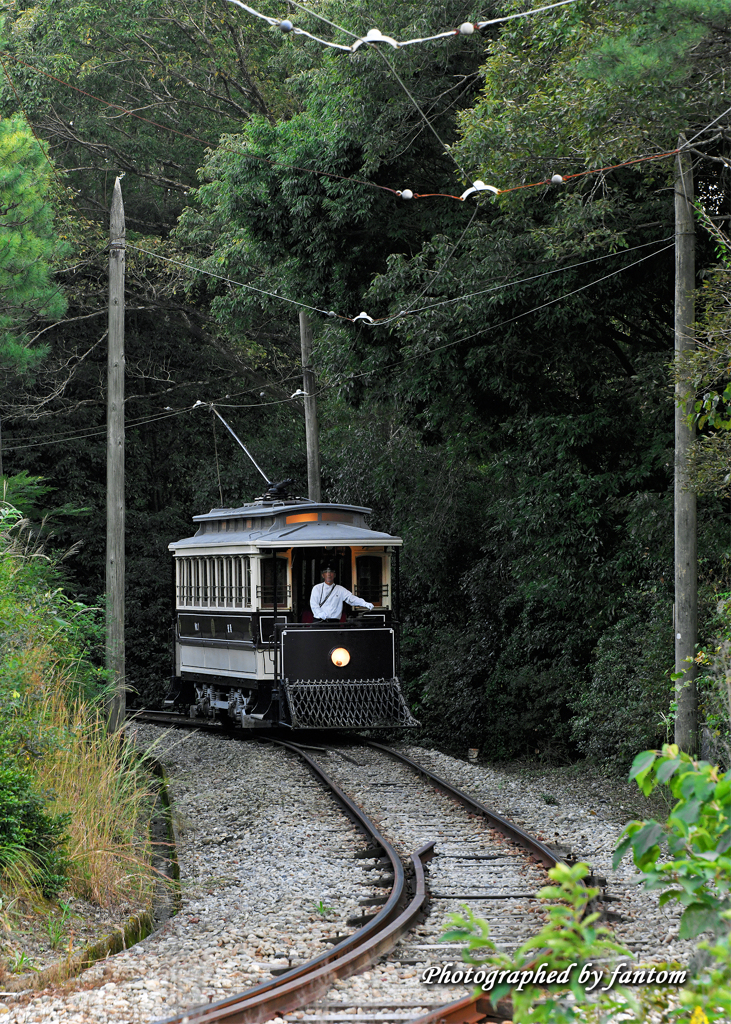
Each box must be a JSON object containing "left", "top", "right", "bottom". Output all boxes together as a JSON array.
[
  {"left": 176, "top": 556, "right": 251, "bottom": 608},
  {"left": 259, "top": 558, "right": 289, "bottom": 607},
  {"left": 355, "top": 556, "right": 385, "bottom": 605}
]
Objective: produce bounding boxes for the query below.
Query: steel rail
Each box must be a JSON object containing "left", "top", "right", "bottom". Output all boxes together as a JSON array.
[
  {"left": 129, "top": 710, "right": 228, "bottom": 733},
  {"left": 367, "top": 742, "right": 559, "bottom": 870},
  {"left": 166, "top": 842, "right": 433, "bottom": 1024},
  {"left": 409, "top": 991, "right": 510, "bottom": 1023},
  {"left": 362, "top": 742, "right": 565, "bottom": 1024},
  {"left": 152, "top": 739, "right": 433, "bottom": 1024},
  {"left": 137, "top": 725, "right": 565, "bottom": 1024}
]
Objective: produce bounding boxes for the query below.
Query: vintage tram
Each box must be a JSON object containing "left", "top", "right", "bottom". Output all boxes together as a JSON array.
[{"left": 167, "top": 486, "right": 416, "bottom": 730}]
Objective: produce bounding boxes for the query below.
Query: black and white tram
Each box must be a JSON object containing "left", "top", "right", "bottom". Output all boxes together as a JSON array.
[{"left": 168, "top": 485, "right": 416, "bottom": 730}]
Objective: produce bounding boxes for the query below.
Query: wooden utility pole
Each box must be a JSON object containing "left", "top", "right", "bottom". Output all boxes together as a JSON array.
[
  {"left": 106, "top": 177, "right": 126, "bottom": 731},
  {"left": 674, "top": 135, "right": 697, "bottom": 754},
  {"left": 299, "top": 311, "right": 321, "bottom": 501}
]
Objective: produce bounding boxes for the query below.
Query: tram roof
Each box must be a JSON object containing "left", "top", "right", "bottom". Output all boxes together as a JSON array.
[
  {"left": 190, "top": 499, "right": 372, "bottom": 523},
  {"left": 169, "top": 499, "right": 402, "bottom": 552}
]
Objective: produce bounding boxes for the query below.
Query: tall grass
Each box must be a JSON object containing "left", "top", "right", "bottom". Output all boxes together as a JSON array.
[
  {"left": 30, "top": 694, "right": 159, "bottom": 909},
  {"left": 0, "top": 491, "right": 162, "bottom": 918}
]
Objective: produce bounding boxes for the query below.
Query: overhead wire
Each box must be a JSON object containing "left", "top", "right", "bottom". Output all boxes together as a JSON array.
[
  {"left": 3, "top": 26, "right": 710, "bottom": 359},
  {"left": 372, "top": 234, "right": 674, "bottom": 325},
  {"left": 4, "top": 4, "right": 729, "bottom": 444},
  {"left": 127, "top": 234, "right": 674, "bottom": 327},
  {"left": 126, "top": 243, "right": 333, "bottom": 316},
  {"left": 340, "top": 243, "right": 677, "bottom": 387},
  {"left": 2, "top": 407, "right": 191, "bottom": 453},
  {"left": 225, "top": 0, "right": 580, "bottom": 51},
  {"left": 371, "top": 45, "right": 469, "bottom": 181},
  {"left": 1, "top": 50, "right": 719, "bottom": 206},
  {"left": 6, "top": 235, "right": 673, "bottom": 455},
  {"left": 394, "top": 206, "right": 481, "bottom": 321},
  {"left": 2, "top": 388, "right": 313, "bottom": 453},
  {"left": 3, "top": 366, "right": 312, "bottom": 449}
]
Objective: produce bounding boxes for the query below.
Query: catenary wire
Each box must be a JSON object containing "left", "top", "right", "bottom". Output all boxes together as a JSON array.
[
  {"left": 127, "top": 234, "right": 673, "bottom": 326},
  {"left": 125, "top": 243, "right": 332, "bottom": 315},
  {"left": 226, "top": 0, "right": 580, "bottom": 51},
  {"left": 336, "top": 243, "right": 676, "bottom": 389},
  {"left": 374, "top": 234, "right": 674, "bottom": 325},
  {"left": 3, "top": 369, "right": 311, "bottom": 449},
  {"left": 2, "top": 393, "right": 306, "bottom": 454},
  {"left": 372, "top": 46, "right": 469, "bottom": 180},
  {"left": 395, "top": 206, "right": 480, "bottom": 320},
  {"left": 3, "top": 51, "right": 723, "bottom": 206},
  {"left": 2, "top": 407, "right": 191, "bottom": 453},
  {"left": 3, "top": 243, "right": 673, "bottom": 453}
]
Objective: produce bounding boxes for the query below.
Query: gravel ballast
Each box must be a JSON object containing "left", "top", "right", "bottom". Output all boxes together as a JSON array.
[{"left": 0, "top": 728, "right": 696, "bottom": 1023}]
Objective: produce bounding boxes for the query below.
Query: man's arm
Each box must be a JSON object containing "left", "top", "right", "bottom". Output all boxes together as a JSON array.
[{"left": 343, "top": 590, "right": 374, "bottom": 611}]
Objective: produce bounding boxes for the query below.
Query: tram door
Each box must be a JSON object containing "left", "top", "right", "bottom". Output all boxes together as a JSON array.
[{"left": 291, "top": 548, "right": 352, "bottom": 621}]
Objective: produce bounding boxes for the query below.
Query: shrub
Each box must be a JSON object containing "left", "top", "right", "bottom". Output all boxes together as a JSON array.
[
  {"left": 571, "top": 591, "right": 671, "bottom": 769},
  {"left": 0, "top": 491, "right": 157, "bottom": 913},
  {"left": 0, "top": 754, "right": 69, "bottom": 900}
]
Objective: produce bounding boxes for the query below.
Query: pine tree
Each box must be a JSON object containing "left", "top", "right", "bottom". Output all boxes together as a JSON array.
[{"left": 0, "top": 114, "right": 67, "bottom": 372}]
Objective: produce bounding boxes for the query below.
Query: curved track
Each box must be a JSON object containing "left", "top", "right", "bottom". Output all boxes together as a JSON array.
[
  {"left": 282, "top": 741, "right": 557, "bottom": 1024},
  {"left": 152, "top": 739, "right": 432, "bottom": 1024},
  {"left": 129, "top": 717, "right": 568, "bottom": 1024}
]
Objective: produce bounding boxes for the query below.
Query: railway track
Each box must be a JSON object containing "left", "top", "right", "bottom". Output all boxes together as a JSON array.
[
  {"left": 133, "top": 720, "right": 563, "bottom": 1024},
  {"left": 3, "top": 719, "right": 601, "bottom": 1024},
  {"left": 268, "top": 742, "right": 557, "bottom": 1024}
]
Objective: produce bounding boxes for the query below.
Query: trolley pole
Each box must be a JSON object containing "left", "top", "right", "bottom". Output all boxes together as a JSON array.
[
  {"left": 106, "top": 177, "right": 126, "bottom": 731},
  {"left": 674, "top": 135, "right": 697, "bottom": 754},
  {"left": 299, "top": 311, "right": 321, "bottom": 501}
]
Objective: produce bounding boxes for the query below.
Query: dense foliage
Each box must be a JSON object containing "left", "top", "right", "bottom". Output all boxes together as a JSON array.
[
  {"left": 1, "top": 0, "right": 730, "bottom": 767},
  {"left": 0, "top": 494, "right": 161, "bottom": 949},
  {"left": 0, "top": 115, "right": 67, "bottom": 372},
  {"left": 0, "top": 503, "right": 96, "bottom": 899},
  {"left": 449, "top": 726, "right": 731, "bottom": 1019}
]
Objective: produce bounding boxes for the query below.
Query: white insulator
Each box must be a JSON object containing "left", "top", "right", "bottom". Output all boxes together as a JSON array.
[
  {"left": 551, "top": 174, "right": 564, "bottom": 184},
  {"left": 460, "top": 180, "right": 500, "bottom": 200},
  {"left": 459, "top": 22, "right": 475, "bottom": 34},
  {"left": 279, "top": 19, "right": 293, "bottom": 32},
  {"left": 358, "top": 27, "right": 399, "bottom": 47},
  {"left": 399, "top": 189, "right": 414, "bottom": 200}
]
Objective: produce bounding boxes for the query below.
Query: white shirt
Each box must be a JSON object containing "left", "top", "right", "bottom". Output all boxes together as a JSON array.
[{"left": 310, "top": 583, "right": 374, "bottom": 620}]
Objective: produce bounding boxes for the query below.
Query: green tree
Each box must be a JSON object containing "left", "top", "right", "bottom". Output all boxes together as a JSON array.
[
  {"left": 175, "top": 0, "right": 691, "bottom": 756},
  {"left": 1, "top": 0, "right": 290, "bottom": 231},
  {"left": 0, "top": 114, "right": 67, "bottom": 372},
  {"left": 4, "top": 0, "right": 730, "bottom": 752}
]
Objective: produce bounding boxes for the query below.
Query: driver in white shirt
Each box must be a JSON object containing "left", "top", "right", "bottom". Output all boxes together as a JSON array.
[{"left": 310, "top": 567, "right": 374, "bottom": 622}]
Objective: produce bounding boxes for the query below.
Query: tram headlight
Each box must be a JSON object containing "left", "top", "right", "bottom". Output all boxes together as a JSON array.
[{"left": 330, "top": 647, "right": 351, "bottom": 668}]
